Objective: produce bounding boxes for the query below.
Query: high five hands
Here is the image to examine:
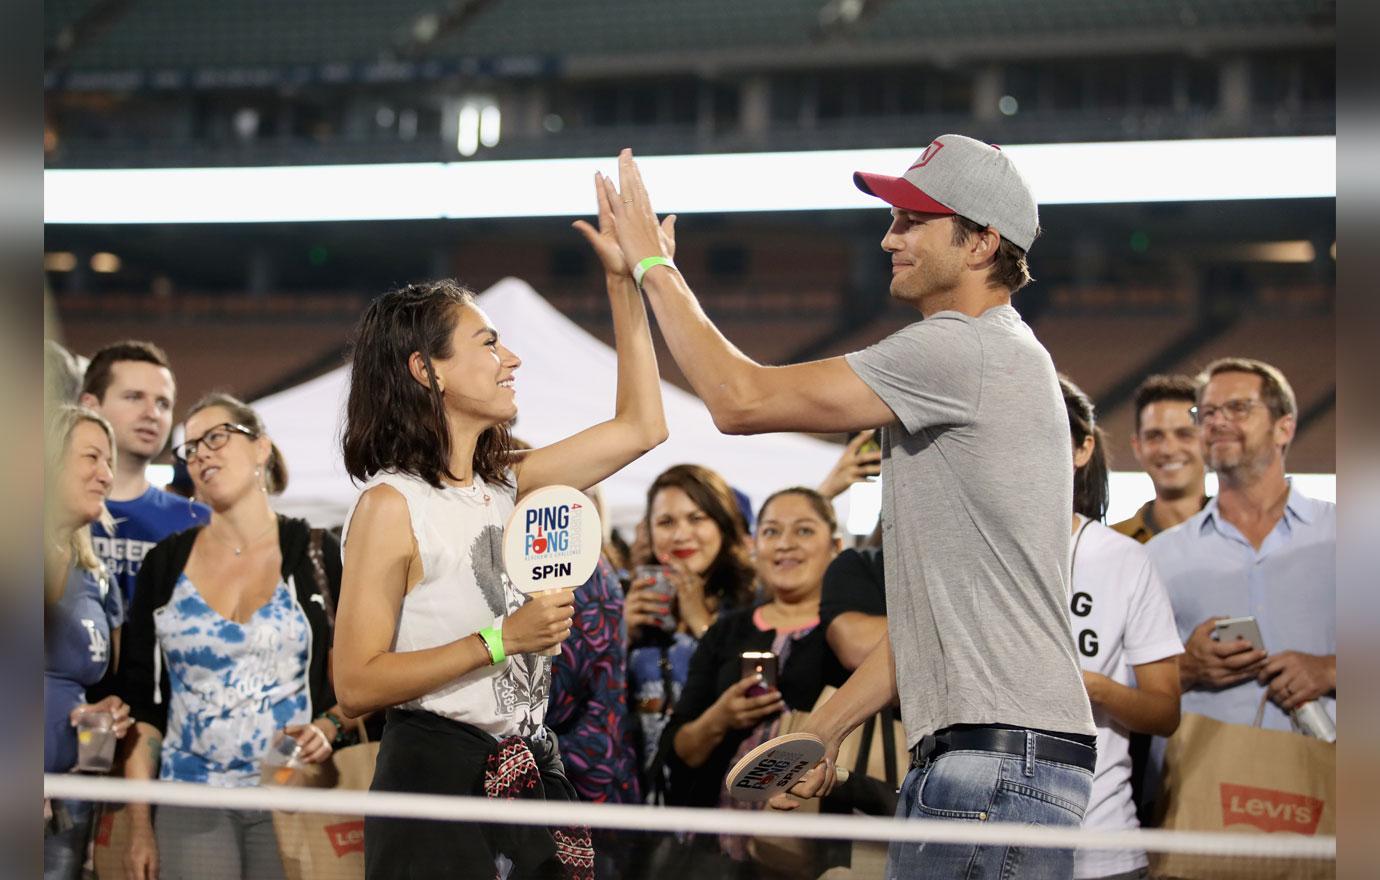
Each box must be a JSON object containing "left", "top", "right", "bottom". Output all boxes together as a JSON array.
[{"left": 572, "top": 164, "right": 676, "bottom": 278}]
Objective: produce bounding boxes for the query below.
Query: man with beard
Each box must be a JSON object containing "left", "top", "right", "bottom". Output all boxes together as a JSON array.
[
  {"left": 1113, "top": 375, "right": 1210, "bottom": 544},
  {"left": 1146, "top": 358, "right": 1335, "bottom": 733}
]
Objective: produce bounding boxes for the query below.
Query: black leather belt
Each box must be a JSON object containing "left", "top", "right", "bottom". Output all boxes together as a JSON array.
[{"left": 911, "top": 726, "right": 1096, "bottom": 773}]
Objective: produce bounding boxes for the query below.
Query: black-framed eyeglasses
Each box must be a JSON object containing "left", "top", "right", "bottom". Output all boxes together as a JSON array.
[
  {"left": 1189, "top": 398, "right": 1266, "bottom": 425},
  {"left": 173, "top": 423, "right": 256, "bottom": 462}
]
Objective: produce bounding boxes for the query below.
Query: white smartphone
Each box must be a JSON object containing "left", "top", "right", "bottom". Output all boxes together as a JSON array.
[{"left": 1214, "top": 616, "right": 1265, "bottom": 650}]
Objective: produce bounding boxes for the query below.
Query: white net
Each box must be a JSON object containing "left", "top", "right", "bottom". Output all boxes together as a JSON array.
[{"left": 46, "top": 774, "right": 1334, "bottom": 880}]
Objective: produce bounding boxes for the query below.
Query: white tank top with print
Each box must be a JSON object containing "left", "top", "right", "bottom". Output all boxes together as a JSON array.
[{"left": 342, "top": 469, "right": 550, "bottom": 738}]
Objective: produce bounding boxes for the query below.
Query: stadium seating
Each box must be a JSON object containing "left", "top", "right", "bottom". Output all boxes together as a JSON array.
[
  {"left": 62, "top": 0, "right": 447, "bottom": 69},
  {"left": 51, "top": 0, "right": 1333, "bottom": 70}
]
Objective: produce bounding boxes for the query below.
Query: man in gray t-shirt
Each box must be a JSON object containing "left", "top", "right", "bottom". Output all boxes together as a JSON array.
[
  {"left": 606, "top": 135, "right": 1095, "bottom": 878},
  {"left": 845, "top": 307, "right": 1094, "bottom": 743}
]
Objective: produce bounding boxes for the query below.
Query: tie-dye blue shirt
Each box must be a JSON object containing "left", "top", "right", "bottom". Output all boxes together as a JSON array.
[{"left": 154, "top": 574, "right": 311, "bottom": 787}]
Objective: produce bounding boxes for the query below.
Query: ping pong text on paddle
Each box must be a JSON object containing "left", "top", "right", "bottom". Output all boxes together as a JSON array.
[
  {"left": 520, "top": 502, "right": 586, "bottom": 579},
  {"left": 733, "top": 757, "right": 810, "bottom": 793}
]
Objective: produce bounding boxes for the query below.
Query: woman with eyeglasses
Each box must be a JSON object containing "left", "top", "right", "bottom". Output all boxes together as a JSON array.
[
  {"left": 117, "top": 393, "right": 352, "bottom": 880},
  {"left": 332, "top": 175, "right": 668, "bottom": 880},
  {"left": 44, "top": 405, "right": 134, "bottom": 880}
]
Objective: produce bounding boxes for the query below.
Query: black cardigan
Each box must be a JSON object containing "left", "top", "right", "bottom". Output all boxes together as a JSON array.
[
  {"left": 662, "top": 604, "right": 845, "bottom": 808},
  {"left": 118, "top": 515, "right": 342, "bottom": 735}
]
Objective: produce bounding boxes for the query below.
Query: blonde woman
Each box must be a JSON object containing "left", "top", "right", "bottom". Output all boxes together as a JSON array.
[{"left": 44, "top": 405, "right": 134, "bottom": 879}]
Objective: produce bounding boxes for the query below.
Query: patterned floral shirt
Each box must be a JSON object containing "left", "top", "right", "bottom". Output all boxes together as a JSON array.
[{"left": 546, "top": 559, "right": 640, "bottom": 804}]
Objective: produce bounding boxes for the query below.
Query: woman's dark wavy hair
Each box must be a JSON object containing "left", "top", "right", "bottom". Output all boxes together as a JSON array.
[
  {"left": 1060, "top": 375, "right": 1109, "bottom": 522},
  {"left": 342, "top": 280, "right": 514, "bottom": 489},
  {"left": 644, "top": 464, "right": 755, "bottom": 611}
]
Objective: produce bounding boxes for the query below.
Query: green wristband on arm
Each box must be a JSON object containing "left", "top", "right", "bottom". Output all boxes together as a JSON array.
[
  {"left": 633, "top": 256, "right": 676, "bottom": 291},
  {"left": 478, "top": 626, "right": 506, "bottom": 665}
]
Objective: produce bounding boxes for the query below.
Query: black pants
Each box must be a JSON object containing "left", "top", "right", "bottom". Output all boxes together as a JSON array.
[{"left": 364, "top": 709, "right": 579, "bottom": 880}]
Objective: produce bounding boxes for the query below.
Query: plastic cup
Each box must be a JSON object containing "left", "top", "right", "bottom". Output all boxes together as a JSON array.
[
  {"left": 261, "top": 731, "right": 304, "bottom": 785},
  {"left": 634, "top": 564, "right": 677, "bottom": 633},
  {"left": 75, "top": 711, "right": 117, "bottom": 773}
]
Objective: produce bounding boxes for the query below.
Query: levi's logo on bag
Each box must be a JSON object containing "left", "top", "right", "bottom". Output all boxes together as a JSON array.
[
  {"left": 94, "top": 809, "right": 115, "bottom": 846},
  {"left": 325, "top": 820, "right": 366, "bottom": 857},
  {"left": 1220, "top": 783, "right": 1325, "bottom": 835}
]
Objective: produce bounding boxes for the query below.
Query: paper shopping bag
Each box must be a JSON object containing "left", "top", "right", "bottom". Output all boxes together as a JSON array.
[
  {"left": 92, "top": 801, "right": 132, "bottom": 879},
  {"left": 270, "top": 737, "right": 380, "bottom": 880},
  {"left": 1150, "top": 711, "right": 1335, "bottom": 880}
]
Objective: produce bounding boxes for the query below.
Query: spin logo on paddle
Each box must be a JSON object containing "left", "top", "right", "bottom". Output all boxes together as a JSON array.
[{"left": 502, "top": 485, "right": 603, "bottom": 593}]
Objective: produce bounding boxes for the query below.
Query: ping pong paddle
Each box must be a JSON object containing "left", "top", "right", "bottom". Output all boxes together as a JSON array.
[
  {"left": 502, "top": 485, "right": 603, "bottom": 656},
  {"left": 723, "top": 731, "right": 849, "bottom": 803}
]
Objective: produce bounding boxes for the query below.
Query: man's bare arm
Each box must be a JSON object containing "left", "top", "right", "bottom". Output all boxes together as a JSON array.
[
  {"left": 610, "top": 149, "right": 896, "bottom": 435},
  {"left": 826, "top": 612, "right": 889, "bottom": 672}
]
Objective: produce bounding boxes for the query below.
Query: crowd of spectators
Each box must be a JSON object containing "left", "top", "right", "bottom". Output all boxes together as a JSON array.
[{"left": 44, "top": 326, "right": 1335, "bottom": 880}]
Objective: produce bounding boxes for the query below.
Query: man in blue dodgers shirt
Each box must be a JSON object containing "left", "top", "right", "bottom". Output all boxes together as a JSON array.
[
  {"left": 1147, "top": 358, "right": 1335, "bottom": 734},
  {"left": 80, "top": 341, "right": 209, "bottom": 606},
  {"left": 608, "top": 137, "right": 1096, "bottom": 879}
]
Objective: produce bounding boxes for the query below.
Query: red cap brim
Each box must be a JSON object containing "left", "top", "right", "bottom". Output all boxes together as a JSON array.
[{"left": 853, "top": 171, "right": 955, "bottom": 215}]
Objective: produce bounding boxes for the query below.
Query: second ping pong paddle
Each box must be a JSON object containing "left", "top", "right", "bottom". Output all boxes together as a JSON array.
[{"left": 723, "top": 732, "right": 849, "bottom": 803}]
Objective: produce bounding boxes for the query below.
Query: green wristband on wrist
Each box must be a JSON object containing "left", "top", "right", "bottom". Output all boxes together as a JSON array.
[
  {"left": 633, "top": 256, "right": 676, "bottom": 291},
  {"left": 478, "top": 626, "right": 506, "bottom": 665}
]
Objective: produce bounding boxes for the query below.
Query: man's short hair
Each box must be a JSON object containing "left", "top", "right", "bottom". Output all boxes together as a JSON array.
[
  {"left": 82, "top": 340, "right": 172, "bottom": 402},
  {"left": 1132, "top": 374, "right": 1201, "bottom": 435},
  {"left": 1197, "top": 357, "right": 1297, "bottom": 421},
  {"left": 950, "top": 215, "right": 1036, "bottom": 293}
]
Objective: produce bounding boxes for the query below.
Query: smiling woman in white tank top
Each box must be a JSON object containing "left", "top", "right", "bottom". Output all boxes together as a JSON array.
[{"left": 332, "top": 175, "right": 670, "bottom": 880}]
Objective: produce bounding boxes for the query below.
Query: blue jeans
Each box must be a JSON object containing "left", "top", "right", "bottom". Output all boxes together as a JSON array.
[
  {"left": 886, "top": 740, "right": 1093, "bottom": 880},
  {"left": 43, "top": 799, "right": 94, "bottom": 880}
]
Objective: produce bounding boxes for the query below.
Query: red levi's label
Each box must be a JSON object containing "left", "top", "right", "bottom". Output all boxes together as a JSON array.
[
  {"left": 94, "top": 809, "right": 115, "bottom": 846},
  {"left": 325, "top": 820, "right": 366, "bottom": 857},
  {"left": 1219, "top": 783, "right": 1325, "bottom": 835}
]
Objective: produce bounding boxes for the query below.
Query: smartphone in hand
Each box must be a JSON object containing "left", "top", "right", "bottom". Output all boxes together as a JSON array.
[
  {"left": 1213, "top": 616, "right": 1265, "bottom": 650},
  {"left": 741, "top": 651, "right": 778, "bottom": 698}
]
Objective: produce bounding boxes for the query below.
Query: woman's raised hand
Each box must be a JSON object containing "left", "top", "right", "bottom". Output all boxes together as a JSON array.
[
  {"left": 573, "top": 170, "right": 675, "bottom": 277},
  {"left": 664, "top": 560, "right": 712, "bottom": 638},
  {"left": 817, "top": 429, "right": 882, "bottom": 500}
]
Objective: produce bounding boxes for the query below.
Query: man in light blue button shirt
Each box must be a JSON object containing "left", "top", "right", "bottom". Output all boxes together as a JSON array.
[{"left": 1147, "top": 357, "right": 1335, "bottom": 734}]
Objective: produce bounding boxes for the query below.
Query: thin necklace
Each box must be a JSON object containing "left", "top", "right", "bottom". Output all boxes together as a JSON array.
[{"left": 207, "top": 519, "right": 277, "bottom": 556}]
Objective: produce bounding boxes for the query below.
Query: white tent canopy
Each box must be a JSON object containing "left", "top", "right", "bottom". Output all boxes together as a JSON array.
[{"left": 254, "top": 278, "right": 848, "bottom": 533}]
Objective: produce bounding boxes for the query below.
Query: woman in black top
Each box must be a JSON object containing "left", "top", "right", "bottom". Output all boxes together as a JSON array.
[
  {"left": 663, "top": 488, "right": 844, "bottom": 819},
  {"left": 118, "top": 393, "right": 347, "bottom": 880}
]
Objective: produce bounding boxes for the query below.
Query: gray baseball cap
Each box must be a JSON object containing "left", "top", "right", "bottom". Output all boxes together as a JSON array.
[{"left": 853, "top": 134, "right": 1039, "bottom": 251}]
